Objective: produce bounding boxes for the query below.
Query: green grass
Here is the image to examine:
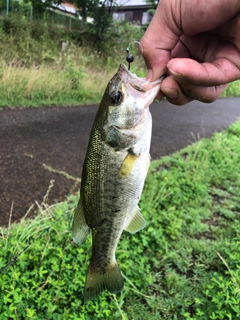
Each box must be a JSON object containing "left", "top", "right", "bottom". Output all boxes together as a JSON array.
[
  {"left": 221, "top": 80, "right": 240, "bottom": 98},
  {"left": 0, "top": 65, "right": 238, "bottom": 108},
  {"left": 0, "top": 13, "right": 239, "bottom": 108},
  {"left": 0, "top": 15, "right": 147, "bottom": 108},
  {"left": 0, "top": 63, "right": 113, "bottom": 108},
  {"left": 0, "top": 54, "right": 147, "bottom": 108},
  {"left": 1, "top": 122, "right": 240, "bottom": 319}
]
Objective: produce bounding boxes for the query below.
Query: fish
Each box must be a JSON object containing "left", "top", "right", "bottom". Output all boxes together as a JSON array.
[{"left": 72, "top": 64, "right": 163, "bottom": 301}]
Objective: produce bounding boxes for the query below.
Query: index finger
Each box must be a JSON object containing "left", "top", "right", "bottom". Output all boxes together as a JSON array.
[
  {"left": 139, "top": 38, "right": 171, "bottom": 81},
  {"left": 140, "top": 8, "right": 179, "bottom": 81}
]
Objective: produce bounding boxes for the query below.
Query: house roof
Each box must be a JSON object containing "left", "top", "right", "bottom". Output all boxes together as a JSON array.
[{"left": 51, "top": 2, "right": 77, "bottom": 16}]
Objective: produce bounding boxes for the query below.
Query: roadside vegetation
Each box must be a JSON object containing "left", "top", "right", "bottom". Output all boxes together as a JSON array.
[
  {"left": 0, "top": 4, "right": 239, "bottom": 319},
  {"left": 0, "top": 7, "right": 145, "bottom": 108},
  {"left": 1, "top": 121, "right": 239, "bottom": 319},
  {"left": 0, "top": 7, "right": 239, "bottom": 108}
]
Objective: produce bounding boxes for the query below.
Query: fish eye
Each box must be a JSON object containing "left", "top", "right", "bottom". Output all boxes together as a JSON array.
[{"left": 110, "top": 91, "right": 123, "bottom": 105}]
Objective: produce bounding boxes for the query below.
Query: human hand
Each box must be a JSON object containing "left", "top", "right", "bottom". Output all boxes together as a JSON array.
[{"left": 140, "top": 0, "right": 240, "bottom": 105}]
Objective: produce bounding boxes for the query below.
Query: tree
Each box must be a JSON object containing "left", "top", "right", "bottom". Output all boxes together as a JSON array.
[
  {"left": 146, "top": 0, "right": 159, "bottom": 9},
  {"left": 73, "top": 0, "right": 97, "bottom": 24},
  {"left": 89, "top": 0, "right": 113, "bottom": 48},
  {"left": 23, "top": 0, "right": 62, "bottom": 16},
  {"left": 72, "top": 0, "right": 115, "bottom": 51}
]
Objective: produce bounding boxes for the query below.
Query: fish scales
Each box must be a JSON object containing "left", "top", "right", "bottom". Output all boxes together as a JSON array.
[{"left": 72, "top": 64, "right": 163, "bottom": 300}]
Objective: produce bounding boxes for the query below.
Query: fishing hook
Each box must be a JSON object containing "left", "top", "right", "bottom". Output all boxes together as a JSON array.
[{"left": 126, "top": 47, "right": 134, "bottom": 71}]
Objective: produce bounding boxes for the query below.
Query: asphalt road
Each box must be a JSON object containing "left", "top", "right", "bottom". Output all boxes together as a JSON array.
[{"left": 0, "top": 98, "right": 240, "bottom": 226}]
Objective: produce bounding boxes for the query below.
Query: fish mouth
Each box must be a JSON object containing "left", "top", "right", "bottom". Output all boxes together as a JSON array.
[
  {"left": 107, "top": 64, "right": 163, "bottom": 131},
  {"left": 114, "top": 125, "right": 137, "bottom": 137},
  {"left": 130, "top": 84, "right": 146, "bottom": 92},
  {"left": 117, "top": 63, "right": 164, "bottom": 93}
]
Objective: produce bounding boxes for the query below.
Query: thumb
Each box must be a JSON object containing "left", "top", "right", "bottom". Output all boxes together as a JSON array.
[{"left": 140, "top": 1, "right": 181, "bottom": 81}]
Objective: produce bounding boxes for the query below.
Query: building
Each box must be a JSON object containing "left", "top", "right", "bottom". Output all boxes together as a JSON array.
[
  {"left": 113, "top": 0, "right": 155, "bottom": 25},
  {"left": 50, "top": 1, "right": 155, "bottom": 25}
]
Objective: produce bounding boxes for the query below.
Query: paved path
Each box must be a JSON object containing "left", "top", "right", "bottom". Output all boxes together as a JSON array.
[{"left": 0, "top": 98, "right": 240, "bottom": 226}]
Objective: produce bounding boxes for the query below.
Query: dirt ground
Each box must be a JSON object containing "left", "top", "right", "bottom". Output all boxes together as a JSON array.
[{"left": 1, "top": 98, "right": 240, "bottom": 226}]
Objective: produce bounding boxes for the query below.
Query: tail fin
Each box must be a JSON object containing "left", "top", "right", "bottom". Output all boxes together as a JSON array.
[{"left": 84, "top": 261, "right": 124, "bottom": 301}]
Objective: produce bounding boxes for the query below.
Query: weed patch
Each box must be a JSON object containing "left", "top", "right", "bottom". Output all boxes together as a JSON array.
[
  {"left": 0, "top": 14, "right": 147, "bottom": 108},
  {"left": 222, "top": 80, "right": 240, "bottom": 98},
  {"left": 0, "top": 64, "right": 113, "bottom": 108},
  {"left": 0, "top": 13, "right": 239, "bottom": 108},
  {"left": 0, "top": 122, "right": 240, "bottom": 319}
]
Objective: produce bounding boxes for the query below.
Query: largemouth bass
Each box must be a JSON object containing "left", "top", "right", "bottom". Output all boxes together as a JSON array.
[{"left": 72, "top": 64, "right": 163, "bottom": 301}]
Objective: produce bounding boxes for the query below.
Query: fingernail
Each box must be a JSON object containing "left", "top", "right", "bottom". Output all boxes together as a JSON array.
[{"left": 162, "top": 88, "right": 179, "bottom": 99}]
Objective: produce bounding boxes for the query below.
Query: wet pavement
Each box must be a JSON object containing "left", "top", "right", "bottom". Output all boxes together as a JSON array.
[{"left": 0, "top": 98, "right": 240, "bottom": 226}]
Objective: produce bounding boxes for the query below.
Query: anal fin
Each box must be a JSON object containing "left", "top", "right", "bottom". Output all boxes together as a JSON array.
[
  {"left": 72, "top": 199, "right": 90, "bottom": 245},
  {"left": 124, "top": 206, "right": 146, "bottom": 233}
]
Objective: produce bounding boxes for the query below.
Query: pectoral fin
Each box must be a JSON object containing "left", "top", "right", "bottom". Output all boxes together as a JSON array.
[
  {"left": 118, "top": 152, "right": 139, "bottom": 178},
  {"left": 72, "top": 199, "right": 90, "bottom": 245},
  {"left": 124, "top": 206, "right": 146, "bottom": 233}
]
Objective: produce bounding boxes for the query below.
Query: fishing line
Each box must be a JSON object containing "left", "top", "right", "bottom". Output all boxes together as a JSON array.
[
  {"left": 110, "top": 40, "right": 146, "bottom": 102},
  {"left": 126, "top": 47, "right": 134, "bottom": 70},
  {"left": 116, "top": 78, "right": 124, "bottom": 92},
  {"left": 125, "top": 40, "right": 145, "bottom": 74},
  {"left": 113, "top": 40, "right": 144, "bottom": 99},
  {"left": 127, "top": 40, "right": 144, "bottom": 57}
]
